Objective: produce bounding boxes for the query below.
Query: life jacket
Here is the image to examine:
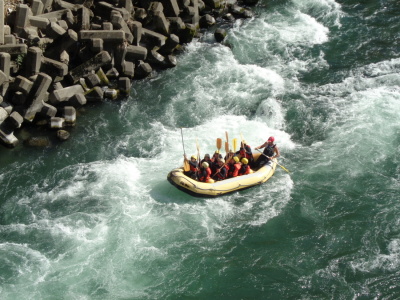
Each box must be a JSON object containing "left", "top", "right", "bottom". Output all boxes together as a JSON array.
[
  {"left": 230, "top": 163, "right": 241, "bottom": 178},
  {"left": 263, "top": 144, "right": 276, "bottom": 158},
  {"left": 198, "top": 167, "right": 212, "bottom": 182},
  {"left": 239, "top": 164, "right": 250, "bottom": 176},
  {"left": 215, "top": 165, "right": 228, "bottom": 180},
  {"left": 189, "top": 160, "right": 198, "bottom": 172}
]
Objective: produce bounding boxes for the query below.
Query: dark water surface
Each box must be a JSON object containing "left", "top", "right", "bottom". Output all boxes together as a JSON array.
[{"left": 1, "top": 0, "right": 399, "bottom": 299}]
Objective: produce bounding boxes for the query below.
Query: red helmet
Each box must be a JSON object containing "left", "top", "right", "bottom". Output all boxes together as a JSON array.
[{"left": 267, "top": 136, "right": 275, "bottom": 142}]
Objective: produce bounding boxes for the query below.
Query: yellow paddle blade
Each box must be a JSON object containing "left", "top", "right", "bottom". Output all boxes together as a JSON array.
[
  {"left": 277, "top": 163, "right": 290, "bottom": 173},
  {"left": 183, "top": 159, "right": 190, "bottom": 172},
  {"left": 233, "top": 138, "right": 237, "bottom": 152},
  {"left": 216, "top": 138, "right": 222, "bottom": 150}
]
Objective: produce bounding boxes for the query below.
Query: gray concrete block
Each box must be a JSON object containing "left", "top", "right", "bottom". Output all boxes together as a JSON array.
[
  {"left": 110, "top": 11, "right": 133, "bottom": 43},
  {"left": 44, "top": 29, "right": 78, "bottom": 59},
  {"left": 118, "top": 77, "right": 131, "bottom": 96},
  {"left": 0, "top": 0, "right": 4, "bottom": 45},
  {"left": 105, "top": 67, "right": 119, "bottom": 79},
  {"left": 85, "top": 73, "right": 101, "bottom": 88},
  {"left": 147, "top": 49, "right": 165, "bottom": 66},
  {"left": 163, "top": 0, "right": 180, "bottom": 17},
  {"left": 0, "top": 52, "right": 11, "bottom": 79},
  {"left": 129, "top": 21, "right": 142, "bottom": 46},
  {"left": 0, "top": 70, "right": 7, "bottom": 85},
  {"left": 4, "top": 35, "right": 16, "bottom": 45},
  {"left": 63, "top": 106, "right": 76, "bottom": 124},
  {"left": 0, "top": 44, "right": 28, "bottom": 56},
  {"left": 79, "top": 30, "right": 125, "bottom": 42},
  {"left": 90, "top": 38, "right": 104, "bottom": 53},
  {"left": 84, "top": 86, "right": 104, "bottom": 102},
  {"left": 141, "top": 28, "right": 167, "bottom": 48},
  {"left": 46, "top": 21, "right": 66, "bottom": 39},
  {"left": 3, "top": 111, "right": 23, "bottom": 132},
  {"left": 41, "top": 102, "right": 57, "bottom": 117},
  {"left": 158, "top": 34, "right": 179, "bottom": 55},
  {"left": 199, "top": 14, "right": 216, "bottom": 28},
  {"left": 38, "top": 8, "right": 71, "bottom": 20},
  {"left": 11, "top": 91, "right": 27, "bottom": 105},
  {"left": 77, "top": 7, "right": 91, "bottom": 31},
  {"left": 104, "top": 88, "right": 118, "bottom": 100},
  {"left": 125, "top": 45, "right": 147, "bottom": 62},
  {"left": 50, "top": 117, "right": 65, "bottom": 128},
  {"left": 25, "top": 72, "right": 53, "bottom": 121},
  {"left": 0, "top": 130, "right": 18, "bottom": 147},
  {"left": 121, "top": 60, "right": 134, "bottom": 78},
  {"left": 102, "top": 22, "right": 113, "bottom": 31},
  {"left": 49, "top": 84, "right": 84, "bottom": 105},
  {"left": 14, "top": 4, "right": 32, "bottom": 35},
  {"left": 13, "top": 75, "right": 33, "bottom": 95},
  {"left": 41, "top": 56, "right": 68, "bottom": 78},
  {"left": 0, "top": 106, "right": 7, "bottom": 123},
  {"left": 68, "top": 51, "right": 112, "bottom": 83},
  {"left": 26, "top": 46, "right": 43, "bottom": 76},
  {"left": 135, "top": 60, "right": 152, "bottom": 79},
  {"left": 68, "top": 93, "right": 87, "bottom": 106},
  {"left": 32, "top": 0, "right": 44, "bottom": 16},
  {"left": 214, "top": 28, "right": 227, "bottom": 42}
]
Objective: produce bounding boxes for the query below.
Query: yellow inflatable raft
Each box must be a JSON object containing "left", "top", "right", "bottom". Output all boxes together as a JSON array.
[{"left": 167, "top": 154, "right": 277, "bottom": 198}]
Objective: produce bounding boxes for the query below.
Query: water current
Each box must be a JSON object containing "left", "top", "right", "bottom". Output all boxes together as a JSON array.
[{"left": 1, "top": 0, "right": 399, "bottom": 299}]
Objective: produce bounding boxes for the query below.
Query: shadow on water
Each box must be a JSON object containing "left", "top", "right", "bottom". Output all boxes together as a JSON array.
[{"left": 149, "top": 180, "right": 205, "bottom": 204}]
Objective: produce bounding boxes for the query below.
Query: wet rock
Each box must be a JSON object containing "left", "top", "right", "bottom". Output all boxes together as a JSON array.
[{"left": 57, "top": 129, "right": 70, "bottom": 141}]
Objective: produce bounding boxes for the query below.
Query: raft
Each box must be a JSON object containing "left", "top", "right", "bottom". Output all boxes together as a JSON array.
[{"left": 167, "top": 153, "right": 277, "bottom": 198}]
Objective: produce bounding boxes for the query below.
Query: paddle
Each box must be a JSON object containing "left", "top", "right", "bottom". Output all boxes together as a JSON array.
[
  {"left": 216, "top": 138, "right": 222, "bottom": 153},
  {"left": 225, "top": 131, "right": 229, "bottom": 154},
  {"left": 256, "top": 149, "right": 290, "bottom": 173},
  {"left": 180, "top": 128, "right": 190, "bottom": 172},
  {"left": 196, "top": 138, "right": 201, "bottom": 167},
  {"left": 233, "top": 138, "right": 238, "bottom": 152}
]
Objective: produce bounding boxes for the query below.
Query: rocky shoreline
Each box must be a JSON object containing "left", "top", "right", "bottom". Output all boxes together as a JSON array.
[{"left": 0, "top": 0, "right": 256, "bottom": 148}]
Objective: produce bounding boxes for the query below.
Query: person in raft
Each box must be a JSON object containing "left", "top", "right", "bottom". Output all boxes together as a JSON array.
[
  {"left": 254, "top": 136, "right": 280, "bottom": 169},
  {"left": 214, "top": 159, "right": 228, "bottom": 181},
  {"left": 236, "top": 140, "right": 253, "bottom": 166},
  {"left": 201, "top": 154, "right": 215, "bottom": 174},
  {"left": 184, "top": 155, "right": 199, "bottom": 180},
  {"left": 238, "top": 158, "right": 251, "bottom": 176},
  {"left": 227, "top": 156, "right": 241, "bottom": 178},
  {"left": 198, "top": 161, "right": 212, "bottom": 182}
]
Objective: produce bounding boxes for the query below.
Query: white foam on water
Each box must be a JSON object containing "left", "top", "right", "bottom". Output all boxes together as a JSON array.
[
  {"left": 351, "top": 239, "right": 400, "bottom": 272},
  {"left": 292, "top": 0, "right": 344, "bottom": 28},
  {"left": 301, "top": 58, "right": 400, "bottom": 176},
  {"left": 229, "top": 5, "right": 330, "bottom": 75},
  {"left": 165, "top": 42, "right": 286, "bottom": 123}
]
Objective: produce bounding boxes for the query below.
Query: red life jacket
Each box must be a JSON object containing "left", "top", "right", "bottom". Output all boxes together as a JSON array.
[
  {"left": 230, "top": 163, "right": 241, "bottom": 178},
  {"left": 198, "top": 167, "right": 212, "bottom": 182},
  {"left": 189, "top": 160, "right": 198, "bottom": 172},
  {"left": 239, "top": 164, "right": 250, "bottom": 176}
]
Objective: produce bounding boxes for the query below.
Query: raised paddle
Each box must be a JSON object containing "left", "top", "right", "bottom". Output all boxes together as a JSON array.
[
  {"left": 224, "top": 141, "right": 229, "bottom": 154},
  {"left": 233, "top": 138, "right": 238, "bottom": 152},
  {"left": 196, "top": 138, "right": 201, "bottom": 167},
  {"left": 256, "top": 149, "right": 290, "bottom": 173},
  {"left": 216, "top": 138, "right": 222, "bottom": 152},
  {"left": 180, "top": 128, "right": 190, "bottom": 172},
  {"left": 225, "top": 131, "right": 229, "bottom": 154}
]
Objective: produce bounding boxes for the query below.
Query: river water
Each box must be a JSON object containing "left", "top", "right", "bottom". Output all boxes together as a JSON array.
[{"left": 1, "top": 0, "right": 400, "bottom": 299}]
